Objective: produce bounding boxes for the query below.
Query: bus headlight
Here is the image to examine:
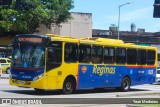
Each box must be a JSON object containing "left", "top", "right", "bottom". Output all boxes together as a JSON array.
[{"left": 33, "top": 74, "right": 43, "bottom": 82}]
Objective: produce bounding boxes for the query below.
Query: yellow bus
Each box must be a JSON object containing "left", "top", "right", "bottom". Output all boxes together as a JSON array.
[{"left": 9, "top": 34, "right": 158, "bottom": 94}]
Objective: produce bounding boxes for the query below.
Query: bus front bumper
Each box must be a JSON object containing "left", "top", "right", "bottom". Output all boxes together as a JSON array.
[{"left": 9, "top": 77, "right": 47, "bottom": 89}]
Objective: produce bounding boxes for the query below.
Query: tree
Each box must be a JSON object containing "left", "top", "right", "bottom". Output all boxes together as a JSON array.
[{"left": 0, "top": 0, "right": 74, "bottom": 34}]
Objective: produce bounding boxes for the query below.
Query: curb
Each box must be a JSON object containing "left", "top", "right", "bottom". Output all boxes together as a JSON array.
[
  {"left": 126, "top": 104, "right": 150, "bottom": 107},
  {"left": 116, "top": 92, "right": 160, "bottom": 97}
]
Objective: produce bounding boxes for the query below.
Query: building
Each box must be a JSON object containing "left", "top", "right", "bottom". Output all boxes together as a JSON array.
[{"left": 37, "top": 12, "right": 92, "bottom": 38}]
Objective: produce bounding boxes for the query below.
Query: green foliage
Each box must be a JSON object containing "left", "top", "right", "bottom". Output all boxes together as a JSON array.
[{"left": 0, "top": 0, "right": 74, "bottom": 34}]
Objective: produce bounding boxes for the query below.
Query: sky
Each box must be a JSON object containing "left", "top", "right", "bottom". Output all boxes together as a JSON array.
[{"left": 70, "top": 0, "right": 160, "bottom": 32}]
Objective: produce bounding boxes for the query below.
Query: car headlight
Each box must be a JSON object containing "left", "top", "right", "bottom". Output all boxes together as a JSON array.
[{"left": 33, "top": 74, "right": 43, "bottom": 82}]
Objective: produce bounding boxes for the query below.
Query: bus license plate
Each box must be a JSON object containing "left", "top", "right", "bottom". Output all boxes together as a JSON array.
[{"left": 18, "top": 81, "right": 25, "bottom": 85}]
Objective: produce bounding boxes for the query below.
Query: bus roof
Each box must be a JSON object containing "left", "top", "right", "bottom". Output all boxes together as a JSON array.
[
  {"left": 80, "top": 37, "right": 124, "bottom": 44},
  {"left": 46, "top": 34, "right": 157, "bottom": 50}
]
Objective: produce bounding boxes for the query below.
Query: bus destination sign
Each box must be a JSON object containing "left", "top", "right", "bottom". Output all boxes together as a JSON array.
[{"left": 18, "top": 37, "right": 42, "bottom": 43}]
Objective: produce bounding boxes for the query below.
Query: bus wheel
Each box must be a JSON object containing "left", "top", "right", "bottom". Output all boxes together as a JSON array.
[
  {"left": 120, "top": 77, "right": 130, "bottom": 92},
  {"left": 6, "top": 68, "right": 10, "bottom": 74},
  {"left": 34, "top": 88, "right": 45, "bottom": 92},
  {"left": 62, "top": 78, "right": 75, "bottom": 94}
]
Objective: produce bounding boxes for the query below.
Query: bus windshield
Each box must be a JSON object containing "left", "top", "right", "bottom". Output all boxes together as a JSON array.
[{"left": 12, "top": 45, "right": 45, "bottom": 68}]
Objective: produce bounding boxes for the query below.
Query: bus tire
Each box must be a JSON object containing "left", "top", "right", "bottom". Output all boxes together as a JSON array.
[
  {"left": 62, "top": 78, "right": 75, "bottom": 94},
  {"left": 6, "top": 68, "right": 10, "bottom": 74},
  {"left": 120, "top": 77, "right": 130, "bottom": 92},
  {"left": 34, "top": 88, "right": 45, "bottom": 92}
]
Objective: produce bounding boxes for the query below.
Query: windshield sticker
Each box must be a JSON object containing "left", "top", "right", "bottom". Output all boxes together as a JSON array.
[{"left": 23, "top": 62, "right": 29, "bottom": 68}]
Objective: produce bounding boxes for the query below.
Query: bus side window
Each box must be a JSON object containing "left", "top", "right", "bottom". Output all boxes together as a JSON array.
[
  {"left": 127, "top": 49, "right": 137, "bottom": 64},
  {"left": 46, "top": 41, "right": 62, "bottom": 71},
  {"left": 104, "top": 47, "right": 115, "bottom": 64},
  {"left": 116, "top": 48, "right": 126, "bottom": 64},
  {"left": 91, "top": 46, "right": 103, "bottom": 64},
  {"left": 65, "top": 43, "right": 78, "bottom": 63},
  {"left": 78, "top": 44, "right": 91, "bottom": 63},
  {"left": 147, "top": 50, "right": 156, "bottom": 65},
  {"left": 137, "top": 50, "right": 146, "bottom": 65}
]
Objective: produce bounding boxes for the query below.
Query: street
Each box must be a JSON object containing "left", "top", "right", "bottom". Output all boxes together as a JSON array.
[
  {"left": 1, "top": 76, "right": 160, "bottom": 107},
  {"left": 1, "top": 77, "right": 160, "bottom": 98}
]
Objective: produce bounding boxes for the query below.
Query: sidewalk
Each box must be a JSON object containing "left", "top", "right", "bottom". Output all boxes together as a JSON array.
[{"left": 0, "top": 74, "right": 9, "bottom": 79}]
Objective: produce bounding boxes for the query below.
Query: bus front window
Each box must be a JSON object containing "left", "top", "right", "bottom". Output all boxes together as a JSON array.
[
  {"left": 12, "top": 45, "right": 45, "bottom": 68},
  {"left": 31, "top": 46, "right": 44, "bottom": 68}
]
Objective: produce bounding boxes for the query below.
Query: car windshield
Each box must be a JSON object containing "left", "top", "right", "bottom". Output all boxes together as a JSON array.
[{"left": 12, "top": 45, "right": 45, "bottom": 68}]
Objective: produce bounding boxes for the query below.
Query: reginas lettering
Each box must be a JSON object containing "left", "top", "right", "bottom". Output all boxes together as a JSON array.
[{"left": 93, "top": 65, "right": 116, "bottom": 76}]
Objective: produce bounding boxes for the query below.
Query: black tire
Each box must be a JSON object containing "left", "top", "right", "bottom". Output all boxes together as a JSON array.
[
  {"left": 34, "top": 88, "right": 45, "bottom": 92},
  {"left": 6, "top": 68, "right": 10, "bottom": 74},
  {"left": 120, "top": 77, "right": 131, "bottom": 92},
  {"left": 62, "top": 78, "right": 75, "bottom": 94}
]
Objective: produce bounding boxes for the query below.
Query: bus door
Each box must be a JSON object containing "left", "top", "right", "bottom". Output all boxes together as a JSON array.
[{"left": 46, "top": 41, "right": 62, "bottom": 89}]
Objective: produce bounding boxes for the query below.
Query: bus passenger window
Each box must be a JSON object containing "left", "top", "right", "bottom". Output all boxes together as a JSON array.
[
  {"left": 91, "top": 46, "right": 103, "bottom": 64},
  {"left": 127, "top": 49, "right": 137, "bottom": 64},
  {"left": 116, "top": 48, "right": 126, "bottom": 64},
  {"left": 65, "top": 43, "right": 78, "bottom": 63},
  {"left": 78, "top": 45, "right": 91, "bottom": 63},
  {"left": 147, "top": 50, "right": 156, "bottom": 65},
  {"left": 104, "top": 47, "right": 115, "bottom": 64},
  {"left": 137, "top": 50, "right": 146, "bottom": 65},
  {"left": 46, "top": 41, "right": 62, "bottom": 71}
]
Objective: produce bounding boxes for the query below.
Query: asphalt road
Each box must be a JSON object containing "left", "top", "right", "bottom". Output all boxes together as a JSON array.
[{"left": 1, "top": 78, "right": 160, "bottom": 98}]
